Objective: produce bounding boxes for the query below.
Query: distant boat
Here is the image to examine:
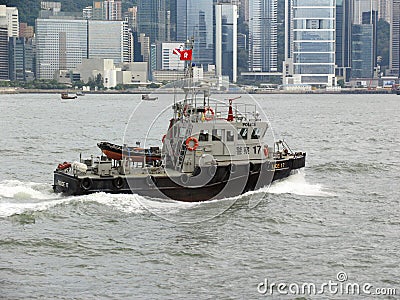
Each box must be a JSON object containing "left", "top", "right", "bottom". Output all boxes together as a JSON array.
[
  {"left": 142, "top": 94, "right": 158, "bottom": 101},
  {"left": 76, "top": 91, "right": 85, "bottom": 96},
  {"left": 61, "top": 92, "right": 77, "bottom": 100}
]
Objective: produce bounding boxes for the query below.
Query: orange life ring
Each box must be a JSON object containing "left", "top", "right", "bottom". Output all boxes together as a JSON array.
[
  {"left": 185, "top": 136, "right": 199, "bottom": 151},
  {"left": 204, "top": 107, "right": 215, "bottom": 121}
]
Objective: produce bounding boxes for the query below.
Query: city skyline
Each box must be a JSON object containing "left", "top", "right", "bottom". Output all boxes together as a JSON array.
[{"left": 0, "top": 0, "right": 399, "bottom": 88}]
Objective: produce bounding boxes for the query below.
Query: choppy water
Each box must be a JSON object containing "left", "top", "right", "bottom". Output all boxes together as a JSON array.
[{"left": 0, "top": 93, "right": 399, "bottom": 299}]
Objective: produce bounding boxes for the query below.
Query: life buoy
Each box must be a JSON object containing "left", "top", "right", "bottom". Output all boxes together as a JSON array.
[
  {"left": 80, "top": 177, "right": 92, "bottom": 191},
  {"left": 113, "top": 177, "right": 124, "bottom": 189},
  {"left": 204, "top": 107, "right": 215, "bottom": 121},
  {"left": 185, "top": 136, "right": 199, "bottom": 151}
]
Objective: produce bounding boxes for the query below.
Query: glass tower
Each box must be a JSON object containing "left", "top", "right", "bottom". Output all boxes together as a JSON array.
[
  {"left": 284, "top": 0, "right": 336, "bottom": 86},
  {"left": 249, "top": 0, "right": 278, "bottom": 72},
  {"left": 176, "top": 0, "right": 214, "bottom": 67}
]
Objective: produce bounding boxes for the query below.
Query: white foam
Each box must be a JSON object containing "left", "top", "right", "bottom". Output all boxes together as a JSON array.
[
  {"left": 0, "top": 180, "right": 55, "bottom": 200},
  {"left": 267, "top": 171, "right": 333, "bottom": 196},
  {"left": 0, "top": 180, "right": 70, "bottom": 217}
]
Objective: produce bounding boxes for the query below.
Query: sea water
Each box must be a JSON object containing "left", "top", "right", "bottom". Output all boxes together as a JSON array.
[{"left": 0, "top": 93, "right": 399, "bottom": 299}]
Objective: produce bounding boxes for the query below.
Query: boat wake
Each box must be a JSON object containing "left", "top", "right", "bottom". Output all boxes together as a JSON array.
[
  {"left": 0, "top": 173, "right": 331, "bottom": 218},
  {"left": 0, "top": 180, "right": 197, "bottom": 218},
  {"left": 267, "top": 171, "right": 334, "bottom": 197}
]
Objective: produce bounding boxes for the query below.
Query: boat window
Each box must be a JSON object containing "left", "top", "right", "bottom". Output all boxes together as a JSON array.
[
  {"left": 251, "top": 128, "right": 261, "bottom": 139},
  {"left": 238, "top": 128, "right": 248, "bottom": 140},
  {"left": 179, "top": 127, "right": 187, "bottom": 138},
  {"left": 226, "top": 130, "right": 234, "bottom": 142},
  {"left": 212, "top": 129, "right": 224, "bottom": 141},
  {"left": 199, "top": 130, "right": 209, "bottom": 141}
]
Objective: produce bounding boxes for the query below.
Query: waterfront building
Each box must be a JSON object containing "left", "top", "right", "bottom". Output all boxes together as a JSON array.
[
  {"left": 335, "top": 0, "right": 352, "bottom": 82},
  {"left": 8, "top": 37, "right": 26, "bottom": 81},
  {"left": 248, "top": 0, "right": 278, "bottom": 72},
  {"left": 283, "top": 0, "right": 336, "bottom": 87},
  {"left": 0, "top": 27, "right": 8, "bottom": 80},
  {"left": 215, "top": 2, "right": 238, "bottom": 82},
  {"left": 0, "top": 5, "right": 19, "bottom": 37},
  {"left": 137, "top": 0, "right": 167, "bottom": 43},
  {"left": 176, "top": 0, "right": 214, "bottom": 67},
  {"left": 155, "top": 41, "right": 185, "bottom": 71},
  {"left": 389, "top": 0, "right": 400, "bottom": 76},
  {"left": 89, "top": 20, "right": 133, "bottom": 64},
  {"left": 351, "top": 23, "right": 374, "bottom": 78},
  {"left": 35, "top": 18, "right": 87, "bottom": 79},
  {"left": 35, "top": 17, "right": 132, "bottom": 79}
]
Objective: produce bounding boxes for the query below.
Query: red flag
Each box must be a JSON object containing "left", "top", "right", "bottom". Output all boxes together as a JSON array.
[
  {"left": 172, "top": 48, "right": 181, "bottom": 56},
  {"left": 179, "top": 49, "right": 192, "bottom": 61}
]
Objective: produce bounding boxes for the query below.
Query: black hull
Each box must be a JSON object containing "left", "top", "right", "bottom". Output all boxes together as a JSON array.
[{"left": 53, "top": 155, "right": 306, "bottom": 202}]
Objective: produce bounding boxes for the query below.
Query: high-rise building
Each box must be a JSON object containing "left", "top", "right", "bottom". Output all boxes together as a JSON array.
[
  {"left": 248, "top": 0, "right": 277, "bottom": 72},
  {"left": 215, "top": 3, "right": 238, "bottom": 82},
  {"left": 0, "top": 5, "right": 19, "bottom": 37},
  {"left": 155, "top": 41, "right": 185, "bottom": 70},
  {"left": 283, "top": 0, "right": 336, "bottom": 87},
  {"left": 83, "top": 6, "right": 93, "bottom": 19},
  {"left": 335, "top": 0, "right": 352, "bottom": 82},
  {"left": 351, "top": 24, "right": 374, "bottom": 78},
  {"left": 89, "top": 20, "right": 132, "bottom": 64},
  {"left": 125, "top": 7, "right": 138, "bottom": 32},
  {"left": 36, "top": 18, "right": 88, "bottom": 79},
  {"left": 8, "top": 37, "right": 26, "bottom": 81},
  {"left": 379, "top": 0, "right": 392, "bottom": 23},
  {"left": 389, "top": 0, "right": 400, "bottom": 75},
  {"left": 176, "top": 0, "right": 214, "bottom": 67},
  {"left": 353, "top": 0, "right": 378, "bottom": 24},
  {"left": 0, "top": 27, "right": 8, "bottom": 80},
  {"left": 35, "top": 17, "right": 133, "bottom": 79},
  {"left": 137, "top": 0, "right": 167, "bottom": 43},
  {"left": 92, "top": 0, "right": 122, "bottom": 20}
]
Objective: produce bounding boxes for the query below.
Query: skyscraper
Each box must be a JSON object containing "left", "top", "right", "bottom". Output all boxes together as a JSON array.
[
  {"left": 92, "top": 0, "right": 122, "bottom": 20},
  {"left": 248, "top": 0, "right": 278, "bottom": 72},
  {"left": 176, "top": 0, "right": 214, "bottom": 67},
  {"left": 0, "top": 5, "right": 19, "bottom": 37},
  {"left": 335, "top": 0, "right": 352, "bottom": 82},
  {"left": 389, "top": 0, "right": 400, "bottom": 75},
  {"left": 215, "top": 2, "right": 238, "bottom": 82},
  {"left": 283, "top": 0, "right": 336, "bottom": 87},
  {"left": 8, "top": 37, "right": 26, "bottom": 81},
  {"left": 351, "top": 23, "right": 374, "bottom": 78},
  {"left": 0, "top": 27, "right": 8, "bottom": 80},
  {"left": 35, "top": 18, "right": 87, "bottom": 79},
  {"left": 89, "top": 20, "right": 133, "bottom": 63},
  {"left": 137, "top": 0, "right": 167, "bottom": 43}
]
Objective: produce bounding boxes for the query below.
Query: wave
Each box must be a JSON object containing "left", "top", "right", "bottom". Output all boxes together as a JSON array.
[
  {"left": 267, "top": 171, "right": 334, "bottom": 197},
  {"left": 0, "top": 172, "right": 331, "bottom": 218},
  {"left": 313, "top": 161, "right": 388, "bottom": 173}
]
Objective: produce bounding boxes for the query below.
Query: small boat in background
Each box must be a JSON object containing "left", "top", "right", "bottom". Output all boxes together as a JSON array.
[
  {"left": 61, "top": 92, "right": 77, "bottom": 100},
  {"left": 142, "top": 94, "right": 158, "bottom": 101},
  {"left": 76, "top": 91, "right": 85, "bottom": 96}
]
